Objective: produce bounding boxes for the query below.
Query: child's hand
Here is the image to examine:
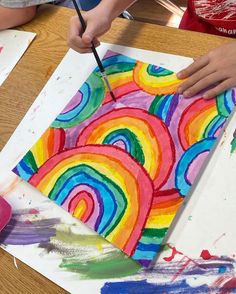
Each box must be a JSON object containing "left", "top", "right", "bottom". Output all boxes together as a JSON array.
[
  {"left": 177, "top": 41, "right": 236, "bottom": 99},
  {"left": 68, "top": 9, "right": 111, "bottom": 53}
]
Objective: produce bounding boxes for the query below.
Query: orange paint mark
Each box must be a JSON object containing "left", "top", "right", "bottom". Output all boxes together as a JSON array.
[{"left": 1, "top": 177, "right": 22, "bottom": 197}]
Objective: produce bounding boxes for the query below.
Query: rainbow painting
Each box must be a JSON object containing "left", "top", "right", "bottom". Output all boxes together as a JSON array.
[{"left": 13, "top": 51, "right": 236, "bottom": 267}]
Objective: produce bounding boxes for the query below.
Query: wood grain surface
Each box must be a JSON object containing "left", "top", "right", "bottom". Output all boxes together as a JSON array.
[
  {"left": 127, "top": 0, "right": 186, "bottom": 26},
  {"left": 0, "top": 4, "right": 233, "bottom": 294}
]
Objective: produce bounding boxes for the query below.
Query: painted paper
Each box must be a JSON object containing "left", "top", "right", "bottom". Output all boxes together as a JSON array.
[
  {"left": 0, "top": 45, "right": 236, "bottom": 293},
  {"left": 0, "top": 30, "right": 36, "bottom": 86},
  {"left": 13, "top": 50, "right": 236, "bottom": 267}
]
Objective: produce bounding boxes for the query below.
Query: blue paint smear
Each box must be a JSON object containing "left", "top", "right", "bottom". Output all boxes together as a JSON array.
[
  {"left": 101, "top": 279, "right": 212, "bottom": 294},
  {"left": 218, "top": 265, "right": 227, "bottom": 274}
]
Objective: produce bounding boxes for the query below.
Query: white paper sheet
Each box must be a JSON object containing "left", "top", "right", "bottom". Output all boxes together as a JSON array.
[
  {"left": 0, "top": 43, "right": 235, "bottom": 294},
  {"left": 0, "top": 30, "right": 36, "bottom": 86}
]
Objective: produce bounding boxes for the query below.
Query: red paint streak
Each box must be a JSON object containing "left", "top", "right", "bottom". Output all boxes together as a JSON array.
[
  {"left": 0, "top": 47, "right": 3, "bottom": 54},
  {"left": 164, "top": 245, "right": 208, "bottom": 282},
  {"left": 24, "top": 220, "right": 32, "bottom": 224},
  {"left": 220, "top": 277, "right": 236, "bottom": 293},
  {"left": 171, "top": 254, "right": 201, "bottom": 282},
  {"left": 200, "top": 249, "right": 217, "bottom": 260},
  {"left": 212, "top": 276, "right": 236, "bottom": 294},
  {"left": 164, "top": 246, "right": 183, "bottom": 262},
  {"left": 212, "top": 275, "right": 227, "bottom": 287},
  {"left": 165, "top": 245, "right": 195, "bottom": 282},
  {"left": 28, "top": 208, "right": 39, "bottom": 214},
  {"left": 171, "top": 256, "right": 192, "bottom": 282}
]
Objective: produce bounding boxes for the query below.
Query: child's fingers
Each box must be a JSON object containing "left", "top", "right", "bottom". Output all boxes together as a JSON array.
[
  {"left": 82, "top": 22, "right": 97, "bottom": 43},
  {"left": 203, "top": 78, "right": 236, "bottom": 99},
  {"left": 69, "top": 16, "right": 84, "bottom": 40},
  {"left": 182, "top": 72, "right": 223, "bottom": 98},
  {"left": 68, "top": 16, "right": 93, "bottom": 52},
  {"left": 82, "top": 34, "right": 100, "bottom": 47},
  {"left": 70, "top": 34, "right": 92, "bottom": 48},
  {"left": 177, "top": 65, "right": 215, "bottom": 94},
  {"left": 177, "top": 55, "right": 209, "bottom": 79},
  {"left": 70, "top": 43, "right": 92, "bottom": 53},
  {"left": 68, "top": 19, "right": 83, "bottom": 50},
  {"left": 93, "top": 38, "right": 100, "bottom": 46}
]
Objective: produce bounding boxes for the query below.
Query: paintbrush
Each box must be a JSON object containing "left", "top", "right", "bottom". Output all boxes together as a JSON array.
[{"left": 71, "top": 0, "right": 116, "bottom": 101}]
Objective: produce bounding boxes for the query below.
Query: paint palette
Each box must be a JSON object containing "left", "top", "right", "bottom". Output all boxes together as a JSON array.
[
  {"left": 13, "top": 50, "right": 236, "bottom": 267},
  {"left": 0, "top": 197, "right": 12, "bottom": 231}
]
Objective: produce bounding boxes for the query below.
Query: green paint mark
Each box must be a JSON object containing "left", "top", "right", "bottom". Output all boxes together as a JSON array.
[
  {"left": 51, "top": 72, "right": 105, "bottom": 129},
  {"left": 231, "top": 138, "right": 236, "bottom": 154},
  {"left": 24, "top": 150, "right": 38, "bottom": 172},
  {"left": 142, "top": 228, "right": 168, "bottom": 238},
  {"left": 105, "top": 63, "right": 135, "bottom": 75},
  {"left": 230, "top": 130, "right": 236, "bottom": 154},
  {"left": 103, "top": 128, "right": 145, "bottom": 165},
  {"left": 139, "top": 235, "right": 163, "bottom": 245},
  {"left": 51, "top": 228, "right": 141, "bottom": 279},
  {"left": 60, "top": 251, "right": 141, "bottom": 279},
  {"left": 203, "top": 115, "right": 224, "bottom": 139},
  {"left": 52, "top": 227, "right": 108, "bottom": 246},
  {"left": 216, "top": 91, "right": 233, "bottom": 118},
  {"left": 149, "top": 95, "right": 164, "bottom": 115},
  {"left": 147, "top": 65, "right": 173, "bottom": 77}
]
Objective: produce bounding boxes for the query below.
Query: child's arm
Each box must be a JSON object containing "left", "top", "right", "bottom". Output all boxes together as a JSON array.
[
  {"left": 0, "top": 6, "right": 37, "bottom": 30},
  {"left": 68, "top": 0, "right": 136, "bottom": 53},
  {"left": 177, "top": 41, "right": 236, "bottom": 99}
]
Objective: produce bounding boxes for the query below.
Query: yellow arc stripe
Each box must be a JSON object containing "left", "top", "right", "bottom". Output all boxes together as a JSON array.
[
  {"left": 36, "top": 153, "right": 140, "bottom": 249},
  {"left": 85, "top": 117, "right": 160, "bottom": 179}
]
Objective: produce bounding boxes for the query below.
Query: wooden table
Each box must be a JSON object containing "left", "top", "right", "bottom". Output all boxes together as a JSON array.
[
  {"left": 127, "top": 0, "right": 185, "bottom": 27},
  {"left": 0, "top": 4, "right": 233, "bottom": 294}
]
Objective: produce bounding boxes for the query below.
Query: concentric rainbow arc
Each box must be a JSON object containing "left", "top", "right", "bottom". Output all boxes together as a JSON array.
[{"left": 27, "top": 145, "right": 154, "bottom": 256}]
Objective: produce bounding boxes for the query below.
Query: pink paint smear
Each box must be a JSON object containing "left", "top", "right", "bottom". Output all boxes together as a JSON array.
[{"left": 0, "top": 197, "right": 12, "bottom": 231}]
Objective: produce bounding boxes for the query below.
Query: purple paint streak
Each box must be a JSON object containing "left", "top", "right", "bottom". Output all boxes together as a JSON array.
[
  {"left": 165, "top": 93, "right": 180, "bottom": 126},
  {"left": 0, "top": 214, "right": 60, "bottom": 245},
  {"left": 61, "top": 90, "right": 83, "bottom": 114}
]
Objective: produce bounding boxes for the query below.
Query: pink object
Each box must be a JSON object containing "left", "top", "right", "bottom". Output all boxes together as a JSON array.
[{"left": 0, "top": 197, "right": 12, "bottom": 231}]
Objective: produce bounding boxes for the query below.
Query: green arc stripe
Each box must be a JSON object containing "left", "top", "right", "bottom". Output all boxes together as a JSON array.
[
  {"left": 48, "top": 164, "right": 127, "bottom": 237},
  {"left": 147, "top": 65, "right": 173, "bottom": 77},
  {"left": 24, "top": 150, "right": 38, "bottom": 172},
  {"left": 105, "top": 63, "right": 135, "bottom": 75},
  {"left": 142, "top": 228, "right": 168, "bottom": 238},
  {"left": 51, "top": 72, "right": 105, "bottom": 129},
  {"left": 103, "top": 128, "right": 145, "bottom": 166},
  {"left": 138, "top": 235, "right": 164, "bottom": 245},
  {"left": 149, "top": 95, "right": 165, "bottom": 114}
]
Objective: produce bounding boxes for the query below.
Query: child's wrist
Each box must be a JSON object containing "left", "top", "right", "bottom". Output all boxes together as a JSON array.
[{"left": 97, "top": 0, "right": 121, "bottom": 22}]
